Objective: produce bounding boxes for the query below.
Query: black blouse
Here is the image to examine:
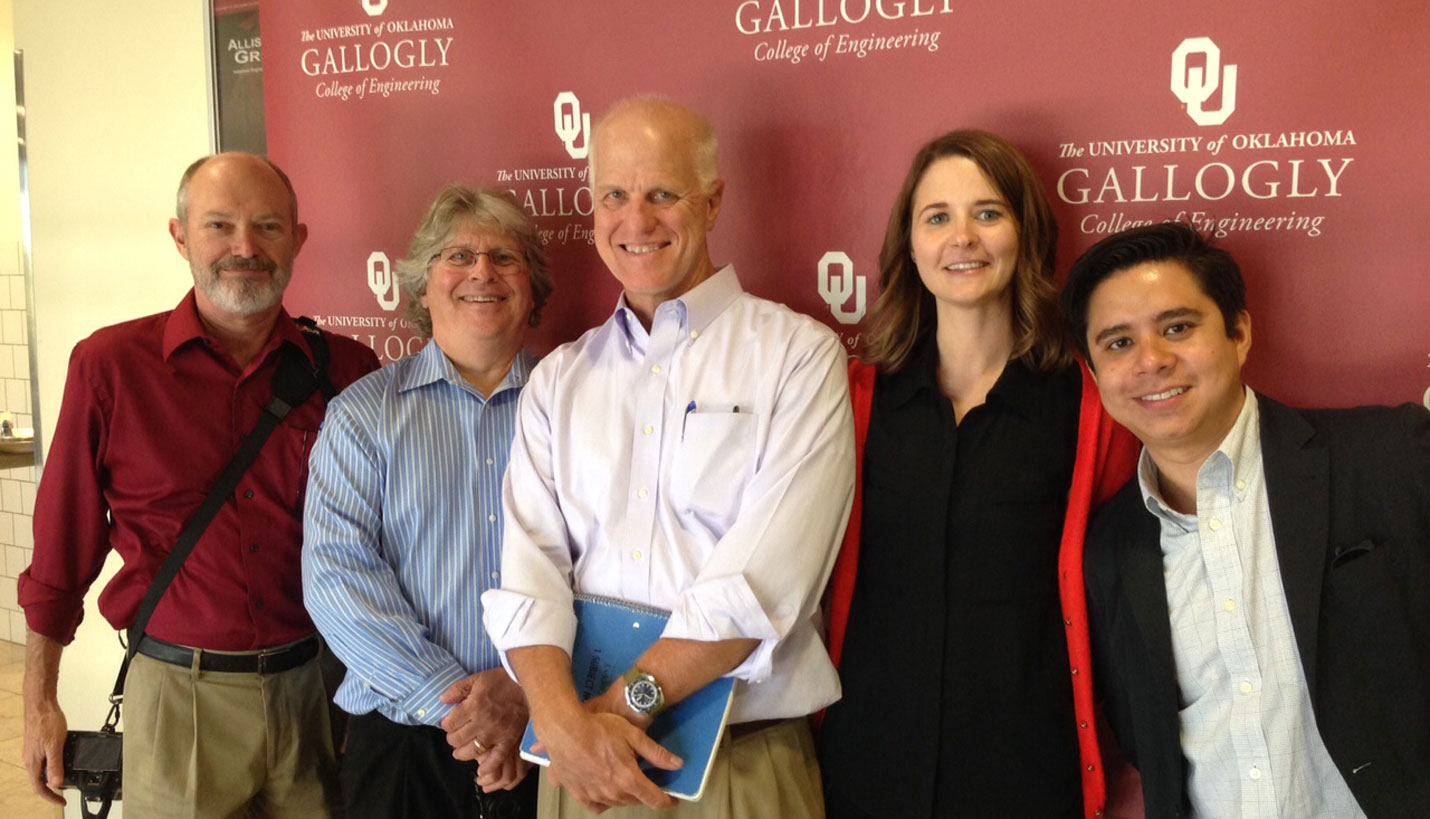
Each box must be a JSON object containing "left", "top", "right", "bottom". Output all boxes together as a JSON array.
[{"left": 820, "top": 340, "right": 1083, "bottom": 818}]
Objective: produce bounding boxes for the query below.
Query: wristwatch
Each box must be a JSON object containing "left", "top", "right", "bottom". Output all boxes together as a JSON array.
[{"left": 622, "top": 666, "right": 666, "bottom": 716}]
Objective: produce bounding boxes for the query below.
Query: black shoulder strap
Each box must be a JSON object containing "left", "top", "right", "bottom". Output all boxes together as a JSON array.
[
  {"left": 110, "top": 336, "right": 329, "bottom": 699},
  {"left": 294, "top": 315, "right": 337, "bottom": 400}
]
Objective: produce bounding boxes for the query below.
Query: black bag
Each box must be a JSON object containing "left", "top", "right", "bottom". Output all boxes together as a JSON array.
[{"left": 59, "top": 323, "right": 333, "bottom": 817}]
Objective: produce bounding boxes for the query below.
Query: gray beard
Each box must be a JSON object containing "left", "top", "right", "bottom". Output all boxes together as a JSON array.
[{"left": 194, "top": 260, "right": 292, "bottom": 316}]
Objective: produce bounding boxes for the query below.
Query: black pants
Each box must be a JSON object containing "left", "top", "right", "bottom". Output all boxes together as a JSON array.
[{"left": 341, "top": 710, "right": 537, "bottom": 819}]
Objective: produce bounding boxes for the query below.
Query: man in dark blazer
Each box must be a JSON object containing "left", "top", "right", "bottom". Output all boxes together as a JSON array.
[{"left": 1060, "top": 222, "right": 1430, "bottom": 818}]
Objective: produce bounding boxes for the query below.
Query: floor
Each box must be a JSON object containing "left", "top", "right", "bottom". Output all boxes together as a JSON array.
[{"left": 0, "top": 640, "right": 61, "bottom": 818}]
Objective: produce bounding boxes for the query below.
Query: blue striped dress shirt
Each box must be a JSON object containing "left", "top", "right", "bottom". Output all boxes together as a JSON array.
[{"left": 303, "top": 340, "right": 533, "bottom": 726}]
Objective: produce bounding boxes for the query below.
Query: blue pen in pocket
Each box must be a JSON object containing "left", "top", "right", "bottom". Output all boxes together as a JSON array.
[{"left": 682, "top": 401, "right": 696, "bottom": 439}]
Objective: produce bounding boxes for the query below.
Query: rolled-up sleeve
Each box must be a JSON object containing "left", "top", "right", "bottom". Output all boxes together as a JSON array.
[{"left": 19, "top": 343, "right": 113, "bottom": 645}]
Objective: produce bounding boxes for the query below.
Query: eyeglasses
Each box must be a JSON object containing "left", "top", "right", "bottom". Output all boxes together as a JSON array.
[{"left": 429, "top": 245, "right": 527, "bottom": 273}]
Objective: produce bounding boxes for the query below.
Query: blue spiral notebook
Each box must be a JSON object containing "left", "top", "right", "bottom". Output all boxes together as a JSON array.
[{"left": 518, "top": 594, "right": 737, "bottom": 801}]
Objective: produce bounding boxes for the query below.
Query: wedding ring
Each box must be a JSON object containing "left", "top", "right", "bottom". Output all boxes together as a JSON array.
[{"left": 473, "top": 739, "right": 489, "bottom": 754}]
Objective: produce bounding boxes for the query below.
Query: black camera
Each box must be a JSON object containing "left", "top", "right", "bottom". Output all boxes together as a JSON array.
[
  {"left": 40, "top": 730, "right": 122, "bottom": 819},
  {"left": 62, "top": 730, "right": 123, "bottom": 795}
]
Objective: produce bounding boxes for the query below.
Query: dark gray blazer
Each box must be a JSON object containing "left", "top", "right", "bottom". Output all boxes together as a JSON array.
[{"left": 1085, "top": 396, "right": 1430, "bottom": 819}]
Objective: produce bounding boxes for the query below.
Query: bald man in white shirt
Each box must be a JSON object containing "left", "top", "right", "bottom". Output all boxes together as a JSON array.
[{"left": 482, "top": 96, "right": 854, "bottom": 818}]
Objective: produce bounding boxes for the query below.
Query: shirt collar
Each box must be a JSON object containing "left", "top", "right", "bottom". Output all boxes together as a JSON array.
[
  {"left": 612, "top": 264, "right": 743, "bottom": 348},
  {"left": 398, "top": 338, "right": 535, "bottom": 399},
  {"left": 161, "top": 289, "right": 309, "bottom": 367},
  {"left": 984, "top": 357, "right": 1043, "bottom": 422},
  {"left": 1138, "top": 385, "right": 1260, "bottom": 523},
  {"left": 1213, "top": 386, "right": 1260, "bottom": 492},
  {"left": 882, "top": 335, "right": 939, "bottom": 408},
  {"left": 881, "top": 336, "right": 1043, "bottom": 421}
]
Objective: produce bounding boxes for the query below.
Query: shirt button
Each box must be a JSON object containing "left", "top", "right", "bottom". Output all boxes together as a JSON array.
[
  {"left": 1240, "top": 680, "right": 1254, "bottom": 694},
  {"left": 1224, "top": 599, "right": 1236, "bottom": 612},
  {"left": 486, "top": 457, "right": 494, "bottom": 466},
  {"left": 244, "top": 490, "right": 255, "bottom": 499},
  {"left": 250, "top": 544, "right": 260, "bottom": 553},
  {"left": 690, "top": 330, "right": 700, "bottom": 340},
  {"left": 487, "top": 514, "right": 497, "bottom": 523},
  {"left": 417, "top": 708, "right": 427, "bottom": 718},
  {"left": 1208, "top": 519, "right": 1222, "bottom": 531},
  {"left": 490, "top": 571, "right": 499, "bottom": 581},
  {"left": 1235, "top": 479, "right": 1246, "bottom": 490},
  {"left": 1249, "top": 766, "right": 1262, "bottom": 780},
  {"left": 650, "top": 364, "right": 661, "bottom": 374},
  {"left": 254, "top": 600, "right": 264, "bottom": 609},
  {"left": 632, "top": 550, "right": 642, "bottom": 561},
  {"left": 638, "top": 488, "right": 649, "bottom": 499},
  {"left": 643, "top": 425, "right": 654, "bottom": 435}
]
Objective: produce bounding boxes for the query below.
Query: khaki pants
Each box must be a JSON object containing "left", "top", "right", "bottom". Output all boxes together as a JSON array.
[
  {"left": 122, "top": 649, "right": 340, "bottom": 818},
  {"left": 538, "top": 718, "right": 824, "bottom": 819}
]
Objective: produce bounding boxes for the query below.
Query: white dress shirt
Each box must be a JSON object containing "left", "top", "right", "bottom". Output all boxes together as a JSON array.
[
  {"left": 482, "top": 265, "right": 855, "bottom": 722},
  {"left": 1139, "top": 388, "right": 1365, "bottom": 818}
]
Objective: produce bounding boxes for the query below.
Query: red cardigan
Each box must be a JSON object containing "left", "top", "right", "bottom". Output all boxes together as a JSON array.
[{"left": 825, "top": 359, "right": 1141, "bottom": 819}]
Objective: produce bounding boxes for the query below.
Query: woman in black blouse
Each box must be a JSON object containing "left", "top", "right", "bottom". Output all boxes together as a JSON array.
[{"left": 819, "top": 130, "right": 1136, "bottom": 819}]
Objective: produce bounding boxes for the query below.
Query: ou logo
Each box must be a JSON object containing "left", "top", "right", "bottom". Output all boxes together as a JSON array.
[
  {"left": 368, "top": 252, "right": 400, "bottom": 312},
  {"left": 554, "top": 92, "right": 591, "bottom": 160},
  {"left": 818, "top": 252, "right": 866, "bottom": 325},
  {"left": 1171, "top": 37, "right": 1237, "bottom": 126},
  {"left": 361, "top": 0, "right": 387, "bottom": 16}
]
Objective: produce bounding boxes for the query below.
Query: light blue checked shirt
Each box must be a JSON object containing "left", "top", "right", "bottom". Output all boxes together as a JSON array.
[
  {"left": 1140, "top": 389, "right": 1364, "bottom": 818},
  {"left": 303, "top": 340, "right": 533, "bottom": 727}
]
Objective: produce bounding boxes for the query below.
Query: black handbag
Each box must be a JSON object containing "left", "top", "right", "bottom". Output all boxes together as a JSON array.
[{"left": 59, "top": 322, "right": 333, "bottom": 819}]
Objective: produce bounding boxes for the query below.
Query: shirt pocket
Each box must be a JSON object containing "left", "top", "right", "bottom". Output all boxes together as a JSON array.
[
  {"left": 669, "top": 411, "right": 756, "bottom": 528},
  {"left": 277, "top": 422, "right": 322, "bottom": 514}
]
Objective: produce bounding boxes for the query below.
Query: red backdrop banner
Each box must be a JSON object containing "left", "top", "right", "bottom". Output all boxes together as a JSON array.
[{"left": 261, "top": 0, "right": 1430, "bottom": 410}]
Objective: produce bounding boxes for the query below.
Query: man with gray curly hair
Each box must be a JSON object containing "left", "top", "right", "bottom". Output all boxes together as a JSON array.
[{"left": 304, "top": 185, "right": 551, "bottom": 817}]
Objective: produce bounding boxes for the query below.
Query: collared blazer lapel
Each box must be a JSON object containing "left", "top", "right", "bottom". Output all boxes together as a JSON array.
[
  {"left": 1098, "top": 490, "right": 1187, "bottom": 816},
  {"left": 1257, "top": 396, "right": 1330, "bottom": 702}
]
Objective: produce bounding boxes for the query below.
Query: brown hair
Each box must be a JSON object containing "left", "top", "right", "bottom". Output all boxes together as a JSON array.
[{"left": 861, "top": 129, "right": 1070, "bottom": 373}]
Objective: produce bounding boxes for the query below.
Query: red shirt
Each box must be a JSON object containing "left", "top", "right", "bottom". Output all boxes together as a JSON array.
[{"left": 19, "top": 291, "right": 379, "bottom": 650}]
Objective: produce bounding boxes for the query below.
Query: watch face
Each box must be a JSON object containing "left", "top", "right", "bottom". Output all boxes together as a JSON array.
[{"left": 629, "top": 679, "right": 662, "bottom": 712}]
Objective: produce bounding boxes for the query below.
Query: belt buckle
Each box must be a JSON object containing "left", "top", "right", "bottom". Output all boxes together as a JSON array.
[{"left": 256, "top": 647, "right": 277, "bottom": 674}]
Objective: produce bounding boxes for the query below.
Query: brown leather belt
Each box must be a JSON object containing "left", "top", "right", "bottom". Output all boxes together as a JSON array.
[
  {"left": 136, "top": 635, "right": 320, "bottom": 674},
  {"left": 728, "top": 717, "right": 797, "bottom": 740}
]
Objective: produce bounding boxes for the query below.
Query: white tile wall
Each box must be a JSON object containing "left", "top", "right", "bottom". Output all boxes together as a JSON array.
[
  {"left": 3, "top": 379, "right": 25, "bottom": 414},
  {"left": 12, "top": 517, "right": 31, "bottom": 551},
  {"left": 0, "top": 261, "right": 36, "bottom": 645},
  {"left": 3, "top": 546, "right": 23, "bottom": 578},
  {"left": 0, "top": 479, "right": 18, "bottom": 513}
]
